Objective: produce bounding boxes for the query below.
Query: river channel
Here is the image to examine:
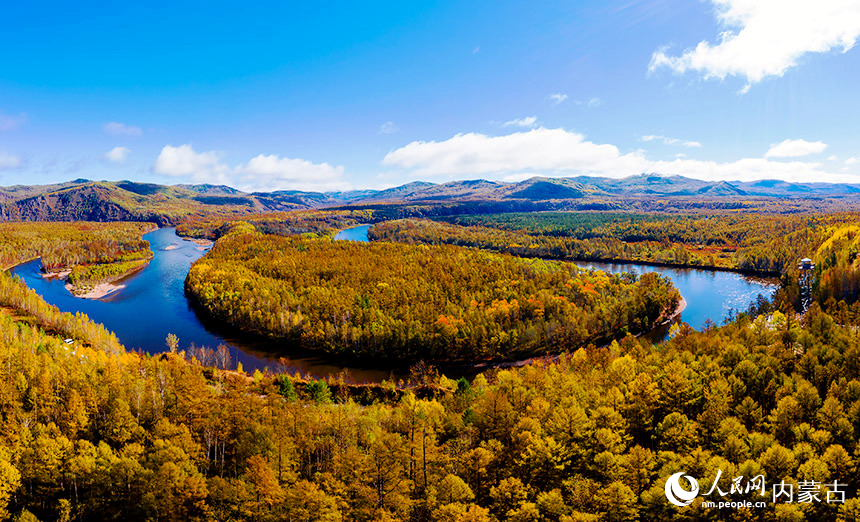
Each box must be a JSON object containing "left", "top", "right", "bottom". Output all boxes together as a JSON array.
[{"left": 10, "top": 225, "right": 778, "bottom": 381}]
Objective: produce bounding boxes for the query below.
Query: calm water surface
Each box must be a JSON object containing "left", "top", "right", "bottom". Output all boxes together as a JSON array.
[
  {"left": 10, "top": 227, "right": 402, "bottom": 382},
  {"left": 574, "top": 261, "right": 778, "bottom": 331},
  {"left": 10, "top": 225, "right": 777, "bottom": 381},
  {"left": 333, "top": 224, "right": 370, "bottom": 241}
]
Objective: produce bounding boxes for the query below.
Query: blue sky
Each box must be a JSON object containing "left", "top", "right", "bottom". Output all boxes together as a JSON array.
[{"left": 2, "top": 0, "right": 860, "bottom": 191}]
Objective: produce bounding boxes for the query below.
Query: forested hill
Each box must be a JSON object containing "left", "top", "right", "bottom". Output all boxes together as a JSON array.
[
  {"left": 0, "top": 181, "right": 259, "bottom": 224},
  {"left": 7, "top": 175, "right": 860, "bottom": 224}
]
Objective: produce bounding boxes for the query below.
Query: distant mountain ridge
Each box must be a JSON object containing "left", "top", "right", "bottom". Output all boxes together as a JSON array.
[{"left": 1, "top": 174, "right": 858, "bottom": 222}]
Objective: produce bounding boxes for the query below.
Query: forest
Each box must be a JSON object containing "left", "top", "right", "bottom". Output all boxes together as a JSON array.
[
  {"left": 369, "top": 213, "right": 852, "bottom": 274},
  {"left": 175, "top": 209, "right": 375, "bottom": 241},
  {"left": 4, "top": 208, "right": 860, "bottom": 520},
  {"left": 3, "top": 253, "right": 860, "bottom": 520},
  {"left": 185, "top": 226, "right": 680, "bottom": 361}
]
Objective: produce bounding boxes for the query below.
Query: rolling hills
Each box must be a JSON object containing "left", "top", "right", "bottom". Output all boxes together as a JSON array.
[{"left": 3, "top": 173, "right": 860, "bottom": 223}]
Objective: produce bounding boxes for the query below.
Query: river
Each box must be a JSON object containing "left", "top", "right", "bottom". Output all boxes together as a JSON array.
[
  {"left": 10, "top": 225, "right": 777, "bottom": 381},
  {"left": 575, "top": 260, "right": 777, "bottom": 331},
  {"left": 10, "top": 227, "right": 405, "bottom": 382}
]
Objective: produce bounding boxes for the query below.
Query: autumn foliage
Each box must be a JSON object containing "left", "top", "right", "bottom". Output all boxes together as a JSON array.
[{"left": 185, "top": 228, "right": 680, "bottom": 361}]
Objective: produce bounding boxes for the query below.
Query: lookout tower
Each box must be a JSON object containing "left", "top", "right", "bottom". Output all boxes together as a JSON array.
[{"left": 798, "top": 257, "right": 815, "bottom": 313}]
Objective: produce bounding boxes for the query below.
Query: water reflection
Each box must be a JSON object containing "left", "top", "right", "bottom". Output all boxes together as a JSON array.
[{"left": 575, "top": 261, "right": 778, "bottom": 333}]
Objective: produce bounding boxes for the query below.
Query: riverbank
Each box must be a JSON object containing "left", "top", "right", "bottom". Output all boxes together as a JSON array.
[
  {"left": 66, "top": 281, "right": 127, "bottom": 299},
  {"left": 7, "top": 257, "right": 149, "bottom": 300},
  {"left": 42, "top": 269, "right": 72, "bottom": 279},
  {"left": 2, "top": 256, "right": 40, "bottom": 272},
  {"left": 162, "top": 233, "right": 212, "bottom": 251},
  {"left": 65, "top": 260, "right": 152, "bottom": 300},
  {"left": 561, "top": 255, "right": 781, "bottom": 278},
  {"left": 440, "top": 292, "right": 689, "bottom": 376},
  {"left": 663, "top": 296, "right": 687, "bottom": 324}
]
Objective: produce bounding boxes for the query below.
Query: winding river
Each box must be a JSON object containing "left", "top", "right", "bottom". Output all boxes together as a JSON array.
[{"left": 10, "top": 225, "right": 777, "bottom": 381}]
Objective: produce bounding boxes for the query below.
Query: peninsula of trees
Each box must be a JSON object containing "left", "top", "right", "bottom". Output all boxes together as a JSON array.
[
  {"left": 0, "top": 221, "right": 155, "bottom": 296},
  {"left": 185, "top": 226, "right": 680, "bottom": 361}
]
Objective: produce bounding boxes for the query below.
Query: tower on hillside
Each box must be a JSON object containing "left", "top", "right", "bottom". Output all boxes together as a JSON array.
[{"left": 798, "top": 257, "right": 815, "bottom": 313}]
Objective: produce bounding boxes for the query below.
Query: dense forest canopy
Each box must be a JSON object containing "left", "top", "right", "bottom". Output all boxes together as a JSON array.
[
  {"left": 185, "top": 227, "right": 680, "bottom": 361},
  {"left": 4, "top": 258, "right": 860, "bottom": 520},
  {"left": 0, "top": 221, "right": 154, "bottom": 271},
  {"left": 175, "top": 209, "right": 375, "bottom": 241},
  {"left": 4, "top": 207, "right": 860, "bottom": 520},
  {"left": 371, "top": 213, "right": 849, "bottom": 274}
]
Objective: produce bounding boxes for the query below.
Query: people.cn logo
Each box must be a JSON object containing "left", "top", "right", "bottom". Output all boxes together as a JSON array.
[{"left": 665, "top": 472, "right": 700, "bottom": 507}]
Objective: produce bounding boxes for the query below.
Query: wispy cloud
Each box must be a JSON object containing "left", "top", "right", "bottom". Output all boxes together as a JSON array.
[
  {"left": 503, "top": 116, "right": 538, "bottom": 128},
  {"left": 104, "top": 121, "right": 142, "bottom": 137},
  {"left": 650, "top": 0, "right": 860, "bottom": 92},
  {"left": 0, "top": 152, "right": 21, "bottom": 170},
  {"left": 379, "top": 121, "right": 399, "bottom": 134},
  {"left": 586, "top": 97, "right": 602, "bottom": 108},
  {"left": 548, "top": 93, "right": 568, "bottom": 105},
  {"left": 0, "top": 111, "right": 26, "bottom": 131},
  {"left": 641, "top": 134, "right": 702, "bottom": 148}
]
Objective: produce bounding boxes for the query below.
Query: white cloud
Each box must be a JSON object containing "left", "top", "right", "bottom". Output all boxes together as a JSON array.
[
  {"left": 501, "top": 172, "right": 543, "bottom": 182},
  {"left": 0, "top": 152, "right": 20, "bottom": 170},
  {"left": 549, "top": 93, "right": 568, "bottom": 104},
  {"left": 650, "top": 0, "right": 860, "bottom": 89},
  {"left": 238, "top": 155, "right": 349, "bottom": 192},
  {"left": 503, "top": 116, "right": 538, "bottom": 128},
  {"left": 104, "top": 121, "right": 142, "bottom": 137},
  {"left": 650, "top": 156, "right": 838, "bottom": 183},
  {"left": 152, "top": 144, "right": 349, "bottom": 191},
  {"left": 846, "top": 157, "right": 859, "bottom": 165},
  {"left": 153, "top": 145, "right": 228, "bottom": 183},
  {"left": 382, "top": 128, "right": 647, "bottom": 178},
  {"left": 105, "top": 146, "right": 131, "bottom": 163},
  {"left": 382, "top": 127, "right": 860, "bottom": 183},
  {"left": 641, "top": 135, "right": 702, "bottom": 148},
  {"left": 764, "top": 139, "right": 828, "bottom": 158},
  {"left": 379, "top": 121, "right": 399, "bottom": 134},
  {"left": 0, "top": 112, "right": 26, "bottom": 131}
]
